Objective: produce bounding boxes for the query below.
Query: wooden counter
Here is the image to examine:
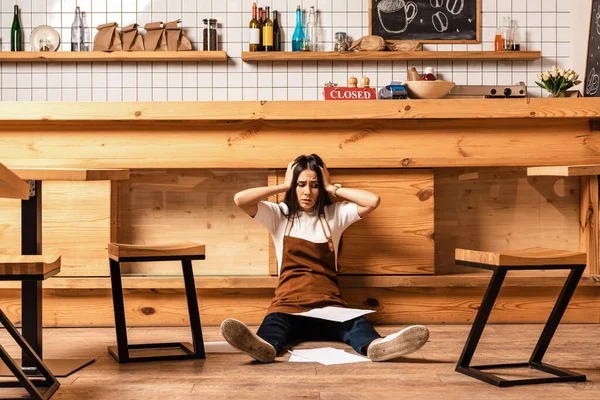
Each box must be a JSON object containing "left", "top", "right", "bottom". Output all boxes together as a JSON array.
[{"left": 0, "top": 99, "right": 598, "bottom": 326}]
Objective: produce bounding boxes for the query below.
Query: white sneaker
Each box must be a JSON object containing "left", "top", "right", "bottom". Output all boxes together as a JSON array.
[
  {"left": 220, "top": 318, "right": 276, "bottom": 363},
  {"left": 367, "top": 325, "right": 429, "bottom": 362}
]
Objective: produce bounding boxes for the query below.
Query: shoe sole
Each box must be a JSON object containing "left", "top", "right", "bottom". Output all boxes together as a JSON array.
[
  {"left": 368, "top": 325, "right": 429, "bottom": 362},
  {"left": 220, "top": 318, "right": 276, "bottom": 363}
]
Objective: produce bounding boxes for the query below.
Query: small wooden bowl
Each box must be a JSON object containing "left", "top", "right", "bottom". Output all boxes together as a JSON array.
[{"left": 404, "top": 80, "right": 456, "bottom": 99}]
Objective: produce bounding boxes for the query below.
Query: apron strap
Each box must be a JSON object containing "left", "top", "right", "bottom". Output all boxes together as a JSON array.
[{"left": 318, "top": 214, "right": 334, "bottom": 253}]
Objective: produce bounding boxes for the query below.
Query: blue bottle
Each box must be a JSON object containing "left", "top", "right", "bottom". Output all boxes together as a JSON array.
[{"left": 291, "top": 5, "right": 305, "bottom": 52}]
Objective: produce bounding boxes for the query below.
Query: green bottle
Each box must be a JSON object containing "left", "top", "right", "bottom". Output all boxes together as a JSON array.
[{"left": 11, "top": 5, "right": 24, "bottom": 51}]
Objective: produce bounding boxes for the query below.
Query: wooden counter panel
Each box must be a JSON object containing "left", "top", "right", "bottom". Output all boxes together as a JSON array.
[
  {"left": 435, "top": 168, "right": 581, "bottom": 274},
  {"left": 0, "top": 285, "right": 596, "bottom": 326},
  {"left": 0, "top": 181, "right": 111, "bottom": 276},
  {"left": 116, "top": 169, "right": 270, "bottom": 276},
  {"left": 0, "top": 99, "right": 598, "bottom": 121},
  {"left": 270, "top": 169, "right": 434, "bottom": 275},
  {"left": 0, "top": 119, "right": 596, "bottom": 169}
]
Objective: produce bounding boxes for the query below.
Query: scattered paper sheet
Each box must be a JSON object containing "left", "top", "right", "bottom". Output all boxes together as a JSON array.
[
  {"left": 204, "top": 341, "right": 240, "bottom": 353},
  {"left": 288, "top": 347, "right": 369, "bottom": 365},
  {"left": 292, "top": 306, "right": 375, "bottom": 323}
]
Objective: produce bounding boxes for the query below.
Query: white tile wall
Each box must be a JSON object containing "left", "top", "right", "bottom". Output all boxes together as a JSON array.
[{"left": 0, "top": 0, "right": 571, "bottom": 101}]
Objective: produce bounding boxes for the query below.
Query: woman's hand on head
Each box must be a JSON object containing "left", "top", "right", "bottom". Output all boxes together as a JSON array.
[
  {"left": 320, "top": 164, "right": 334, "bottom": 192},
  {"left": 283, "top": 161, "right": 295, "bottom": 190}
]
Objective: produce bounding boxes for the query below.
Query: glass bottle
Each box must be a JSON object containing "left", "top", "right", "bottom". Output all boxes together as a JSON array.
[
  {"left": 502, "top": 16, "right": 512, "bottom": 51},
  {"left": 262, "top": 6, "right": 274, "bottom": 51},
  {"left": 273, "top": 10, "right": 282, "bottom": 51},
  {"left": 258, "top": 7, "right": 264, "bottom": 51},
  {"left": 82, "top": 11, "right": 91, "bottom": 51},
  {"left": 71, "top": 6, "right": 84, "bottom": 51},
  {"left": 11, "top": 5, "right": 23, "bottom": 52},
  {"left": 306, "top": 6, "right": 317, "bottom": 51},
  {"left": 292, "top": 5, "right": 305, "bottom": 52},
  {"left": 494, "top": 26, "right": 503, "bottom": 52},
  {"left": 511, "top": 20, "right": 521, "bottom": 51},
  {"left": 248, "top": 2, "right": 260, "bottom": 52}
]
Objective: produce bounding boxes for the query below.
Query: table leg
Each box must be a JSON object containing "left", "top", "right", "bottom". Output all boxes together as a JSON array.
[{"left": 21, "top": 180, "right": 43, "bottom": 368}]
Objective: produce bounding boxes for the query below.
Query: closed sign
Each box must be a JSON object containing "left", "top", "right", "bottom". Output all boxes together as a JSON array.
[{"left": 324, "top": 87, "right": 377, "bottom": 100}]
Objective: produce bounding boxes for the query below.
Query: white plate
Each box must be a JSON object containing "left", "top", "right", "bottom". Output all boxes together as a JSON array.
[{"left": 30, "top": 25, "right": 60, "bottom": 51}]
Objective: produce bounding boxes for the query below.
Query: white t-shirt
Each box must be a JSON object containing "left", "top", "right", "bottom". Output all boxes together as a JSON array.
[{"left": 254, "top": 201, "right": 362, "bottom": 275}]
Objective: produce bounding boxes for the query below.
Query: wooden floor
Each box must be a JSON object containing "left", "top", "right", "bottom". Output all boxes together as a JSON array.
[{"left": 0, "top": 324, "right": 599, "bottom": 399}]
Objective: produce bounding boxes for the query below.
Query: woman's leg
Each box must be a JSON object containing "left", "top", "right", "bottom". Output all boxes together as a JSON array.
[{"left": 256, "top": 312, "right": 295, "bottom": 354}]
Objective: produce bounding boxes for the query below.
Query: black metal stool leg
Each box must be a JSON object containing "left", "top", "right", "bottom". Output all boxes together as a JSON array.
[
  {"left": 108, "top": 259, "right": 129, "bottom": 362},
  {"left": 457, "top": 267, "right": 507, "bottom": 369},
  {"left": 182, "top": 260, "right": 206, "bottom": 359},
  {"left": 0, "top": 310, "right": 60, "bottom": 400},
  {"left": 528, "top": 265, "right": 587, "bottom": 383}
]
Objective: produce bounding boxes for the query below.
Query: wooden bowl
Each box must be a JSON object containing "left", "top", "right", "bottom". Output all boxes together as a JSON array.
[{"left": 404, "top": 80, "right": 456, "bottom": 99}]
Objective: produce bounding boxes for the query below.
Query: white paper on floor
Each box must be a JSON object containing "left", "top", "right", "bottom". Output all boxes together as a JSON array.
[
  {"left": 204, "top": 341, "right": 240, "bottom": 353},
  {"left": 288, "top": 347, "right": 370, "bottom": 365},
  {"left": 291, "top": 306, "right": 375, "bottom": 323}
]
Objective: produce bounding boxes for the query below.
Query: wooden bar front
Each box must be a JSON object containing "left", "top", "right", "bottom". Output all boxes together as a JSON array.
[{"left": 0, "top": 100, "right": 598, "bottom": 326}]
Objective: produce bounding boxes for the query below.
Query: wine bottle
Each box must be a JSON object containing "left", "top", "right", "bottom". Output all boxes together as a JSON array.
[
  {"left": 258, "top": 7, "right": 264, "bottom": 51},
  {"left": 292, "top": 6, "right": 305, "bottom": 52},
  {"left": 273, "top": 10, "right": 282, "bottom": 52},
  {"left": 262, "top": 6, "right": 274, "bottom": 52},
  {"left": 11, "top": 5, "right": 23, "bottom": 52},
  {"left": 248, "top": 3, "right": 260, "bottom": 52},
  {"left": 71, "top": 6, "right": 84, "bottom": 51}
]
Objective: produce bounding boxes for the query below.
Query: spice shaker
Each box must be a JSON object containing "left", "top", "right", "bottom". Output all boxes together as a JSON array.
[
  {"left": 203, "top": 18, "right": 218, "bottom": 51},
  {"left": 348, "top": 76, "right": 358, "bottom": 88}
]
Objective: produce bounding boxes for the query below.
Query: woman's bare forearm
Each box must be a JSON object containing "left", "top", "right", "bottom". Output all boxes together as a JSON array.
[
  {"left": 234, "top": 184, "right": 290, "bottom": 207},
  {"left": 326, "top": 186, "right": 380, "bottom": 208}
]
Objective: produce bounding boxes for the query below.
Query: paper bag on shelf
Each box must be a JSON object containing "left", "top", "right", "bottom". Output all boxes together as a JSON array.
[
  {"left": 144, "top": 22, "right": 168, "bottom": 51},
  {"left": 386, "top": 40, "right": 422, "bottom": 52},
  {"left": 122, "top": 23, "right": 144, "bottom": 51},
  {"left": 165, "top": 19, "right": 192, "bottom": 51},
  {"left": 93, "top": 22, "right": 122, "bottom": 51}
]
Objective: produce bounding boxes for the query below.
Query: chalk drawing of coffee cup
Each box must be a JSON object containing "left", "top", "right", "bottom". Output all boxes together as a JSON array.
[
  {"left": 446, "top": 0, "right": 464, "bottom": 15},
  {"left": 377, "top": 0, "right": 419, "bottom": 34},
  {"left": 586, "top": 68, "right": 600, "bottom": 96},
  {"left": 432, "top": 11, "right": 449, "bottom": 33}
]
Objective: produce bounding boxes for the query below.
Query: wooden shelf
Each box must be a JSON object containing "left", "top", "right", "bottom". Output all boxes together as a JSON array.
[
  {"left": 0, "top": 98, "right": 599, "bottom": 122},
  {"left": 0, "top": 51, "right": 228, "bottom": 62},
  {"left": 242, "top": 50, "right": 541, "bottom": 62}
]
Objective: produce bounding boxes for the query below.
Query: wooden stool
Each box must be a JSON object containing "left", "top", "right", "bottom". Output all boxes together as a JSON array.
[
  {"left": 108, "top": 242, "right": 206, "bottom": 363},
  {"left": 0, "top": 255, "right": 61, "bottom": 400},
  {"left": 454, "top": 247, "right": 587, "bottom": 387}
]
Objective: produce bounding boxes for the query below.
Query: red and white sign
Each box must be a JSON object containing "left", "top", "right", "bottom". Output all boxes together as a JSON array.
[{"left": 324, "top": 87, "right": 377, "bottom": 100}]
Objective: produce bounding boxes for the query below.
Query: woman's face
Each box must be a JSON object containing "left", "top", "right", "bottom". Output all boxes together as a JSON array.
[{"left": 296, "top": 168, "right": 320, "bottom": 211}]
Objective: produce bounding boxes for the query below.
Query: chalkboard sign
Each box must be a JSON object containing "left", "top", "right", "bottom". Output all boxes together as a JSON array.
[
  {"left": 585, "top": 0, "right": 600, "bottom": 97},
  {"left": 369, "top": 0, "right": 481, "bottom": 43}
]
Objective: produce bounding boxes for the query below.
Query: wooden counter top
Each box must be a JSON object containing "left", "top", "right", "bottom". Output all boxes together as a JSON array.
[{"left": 0, "top": 98, "right": 599, "bottom": 121}]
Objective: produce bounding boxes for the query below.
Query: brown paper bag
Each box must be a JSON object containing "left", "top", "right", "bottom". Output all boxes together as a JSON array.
[
  {"left": 144, "top": 22, "right": 168, "bottom": 51},
  {"left": 122, "top": 23, "right": 144, "bottom": 51},
  {"left": 165, "top": 19, "right": 192, "bottom": 51},
  {"left": 93, "top": 22, "right": 122, "bottom": 51}
]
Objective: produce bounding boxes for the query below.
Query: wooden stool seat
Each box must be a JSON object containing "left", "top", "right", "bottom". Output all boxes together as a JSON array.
[
  {"left": 0, "top": 255, "right": 61, "bottom": 281},
  {"left": 455, "top": 247, "right": 586, "bottom": 268},
  {"left": 108, "top": 242, "right": 205, "bottom": 261},
  {"left": 454, "top": 247, "right": 587, "bottom": 387},
  {"left": 107, "top": 242, "right": 205, "bottom": 363},
  {"left": 0, "top": 255, "right": 61, "bottom": 399}
]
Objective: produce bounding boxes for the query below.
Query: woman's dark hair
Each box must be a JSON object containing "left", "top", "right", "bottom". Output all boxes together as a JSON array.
[{"left": 283, "top": 154, "right": 332, "bottom": 220}]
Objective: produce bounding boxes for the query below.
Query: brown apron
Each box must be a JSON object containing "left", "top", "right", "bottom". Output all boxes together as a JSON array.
[{"left": 267, "top": 215, "right": 348, "bottom": 314}]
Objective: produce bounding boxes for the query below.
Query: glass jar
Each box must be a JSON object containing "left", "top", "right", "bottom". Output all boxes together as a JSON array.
[
  {"left": 203, "top": 18, "right": 218, "bottom": 51},
  {"left": 334, "top": 32, "right": 348, "bottom": 52}
]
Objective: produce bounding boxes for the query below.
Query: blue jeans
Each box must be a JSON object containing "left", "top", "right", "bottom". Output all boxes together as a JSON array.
[{"left": 256, "top": 312, "right": 382, "bottom": 355}]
